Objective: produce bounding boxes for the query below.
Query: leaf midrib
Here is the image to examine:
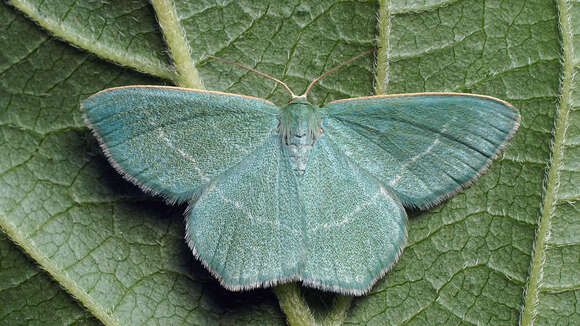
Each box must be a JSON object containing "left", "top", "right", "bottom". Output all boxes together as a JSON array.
[
  {"left": 375, "top": 0, "right": 390, "bottom": 95},
  {"left": 150, "top": 0, "right": 202, "bottom": 89},
  {"left": 520, "top": 0, "right": 573, "bottom": 324}
]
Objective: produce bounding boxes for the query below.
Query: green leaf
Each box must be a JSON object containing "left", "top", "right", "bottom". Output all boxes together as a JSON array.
[
  {"left": 6, "top": 0, "right": 175, "bottom": 80},
  {"left": 175, "top": 0, "right": 378, "bottom": 104},
  {"left": 522, "top": 0, "right": 580, "bottom": 324},
  {"left": 0, "top": 232, "right": 101, "bottom": 326},
  {"left": 1, "top": 0, "right": 578, "bottom": 325}
]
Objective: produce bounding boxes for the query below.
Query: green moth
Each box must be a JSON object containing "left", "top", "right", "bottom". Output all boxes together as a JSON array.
[{"left": 82, "top": 54, "right": 519, "bottom": 295}]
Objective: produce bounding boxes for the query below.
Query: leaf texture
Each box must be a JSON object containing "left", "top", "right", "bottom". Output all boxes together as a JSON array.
[
  {"left": 7, "top": 0, "right": 174, "bottom": 79},
  {"left": 522, "top": 0, "right": 580, "bottom": 324},
  {"left": 0, "top": 0, "right": 577, "bottom": 325}
]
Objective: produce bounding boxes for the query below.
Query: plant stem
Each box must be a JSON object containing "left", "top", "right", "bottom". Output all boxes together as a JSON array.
[
  {"left": 274, "top": 283, "right": 317, "bottom": 326},
  {"left": 321, "top": 295, "right": 353, "bottom": 326},
  {"left": 151, "top": 0, "right": 203, "bottom": 89},
  {"left": 375, "top": 0, "right": 391, "bottom": 95},
  {"left": 520, "top": 0, "right": 574, "bottom": 324}
]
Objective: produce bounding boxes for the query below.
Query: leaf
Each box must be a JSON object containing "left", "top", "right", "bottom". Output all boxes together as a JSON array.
[
  {"left": 174, "top": 0, "right": 378, "bottom": 104},
  {"left": 521, "top": 1, "right": 580, "bottom": 324},
  {"left": 0, "top": 233, "right": 101, "bottom": 326},
  {"left": 6, "top": 0, "right": 175, "bottom": 79},
  {"left": 0, "top": 1, "right": 578, "bottom": 326}
]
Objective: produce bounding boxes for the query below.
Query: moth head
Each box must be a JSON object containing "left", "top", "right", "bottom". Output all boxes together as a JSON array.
[{"left": 278, "top": 99, "right": 322, "bottom": 145}]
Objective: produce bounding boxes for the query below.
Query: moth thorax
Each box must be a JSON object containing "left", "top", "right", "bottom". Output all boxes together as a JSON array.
[{"left": 278, "top": 102, "right": 322, "bottom": 175}]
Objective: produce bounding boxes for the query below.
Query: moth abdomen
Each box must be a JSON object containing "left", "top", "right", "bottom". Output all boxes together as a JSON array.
[{"left": 285, "top": 138, "right": 313, "bottom": 176}]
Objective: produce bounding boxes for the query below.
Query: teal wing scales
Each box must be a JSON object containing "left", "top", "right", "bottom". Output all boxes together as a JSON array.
[
  {"left": 186, "top": 135, "right": 305, "bottom": 290},
  {"left": 300, "top": 134, "right": 407, "bottom": 295},
  {"left": 82, "top": 86, "right": 278, "bottom": 203},
  {"left": 321, "top": 93, "right": 520, "bottom": 208}
]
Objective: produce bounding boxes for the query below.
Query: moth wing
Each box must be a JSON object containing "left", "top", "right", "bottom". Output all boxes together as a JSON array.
[
  {"left": 321, "top": 93, "right": 520, "bottom": 208},
  {"left": 186, "top": 135, "right": 305, "bottom": 290},
  {"left": 300, "top": 134, "right": 407, "bottom": 295},
  {"left": 82, "top": 86, "right": 278, "bottom": 202}
]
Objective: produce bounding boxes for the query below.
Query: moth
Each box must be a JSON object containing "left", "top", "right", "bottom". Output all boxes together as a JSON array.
[{"left": 82, "top": 53, "right": 519, "bottom": 295}]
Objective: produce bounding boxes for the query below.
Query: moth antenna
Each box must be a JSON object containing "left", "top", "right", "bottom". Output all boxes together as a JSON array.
[
  {"left": 208, "top": 55, "right": 297, "bottom": 98},
  {"left": 302, "top": 48, "right": 377, "bottom": 98}
]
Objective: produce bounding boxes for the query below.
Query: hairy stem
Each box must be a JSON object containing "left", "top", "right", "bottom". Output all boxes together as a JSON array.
[
  {"left": 520, "top": 0, "right": 574, "bottom": 324},
  {"left": 375, "top": 0, "right": 391, "bottom": 95},
  {"left": 321, "top": 295, "right": 353, "bottom": 326},
  {"left": 274, "top": 283, "right": 317, "bottom": 326},
  {"left": 151, "top": 0, "right": 203, "bottom": 89}
]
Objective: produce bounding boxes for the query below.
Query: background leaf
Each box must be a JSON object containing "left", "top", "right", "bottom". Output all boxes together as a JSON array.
[
  {"left": 1, "top": 0, "right": 578, "bottom": 325},
  {"left": 7, "top": 0, "right": 174, "bottom": 79},
  {"left": 173, "top": 0, "right": 378, "bottom": 104},
  {"left": 0, "top": 233, "right": 101, "bottom": 326},
  {"left": 524, "top": 0, "right": 580, "bottom": 324}
]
